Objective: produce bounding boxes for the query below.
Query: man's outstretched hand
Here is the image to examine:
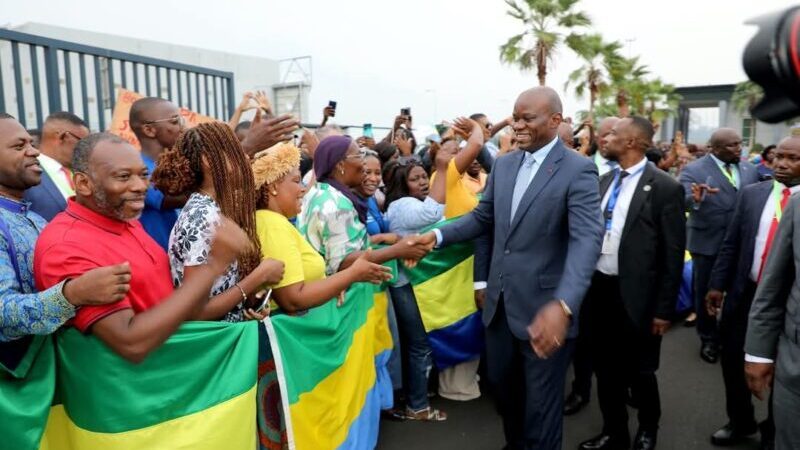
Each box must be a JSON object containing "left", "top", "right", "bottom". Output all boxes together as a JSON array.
[
  {"left": 400, "top": 232, "right": 437, "bottom": 268},
  {"left": 241, "top": 110, "right": 300, "bottom": 157}
]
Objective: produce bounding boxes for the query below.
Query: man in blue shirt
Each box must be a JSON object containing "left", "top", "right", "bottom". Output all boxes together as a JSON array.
[{"left": 129, "top": 98, "right": 188, "bottom": 250}]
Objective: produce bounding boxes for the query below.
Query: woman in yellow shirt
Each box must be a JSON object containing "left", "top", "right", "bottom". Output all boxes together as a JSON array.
[
  {"left": 252, "top": 142, "right": 391, "bottom": 312},
  {"left": 429, "top": 118, "right": 486, "bottom": 218}
]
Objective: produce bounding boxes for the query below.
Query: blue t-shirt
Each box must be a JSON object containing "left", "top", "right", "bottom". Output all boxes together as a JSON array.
[
  {"left": 365, "top": 196, "right": 388, "bottom": 236},
  {"left": 139, "top": 154, "right": 179, "bottom": 251}
]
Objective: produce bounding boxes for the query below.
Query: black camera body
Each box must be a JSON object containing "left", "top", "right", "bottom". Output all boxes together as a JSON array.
[{"left": 743, "top": 6, "right": 800, "bottom": 123}]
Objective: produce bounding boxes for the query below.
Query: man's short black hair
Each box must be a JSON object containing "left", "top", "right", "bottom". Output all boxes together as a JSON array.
[
  {"left": 0, "top": 112, "right": 15, "bottom": 121},
  {"left": 45, "top": 111, "right": 88, "bottom": 128},
  {"left": 129, "top": 97, "right": 172, "bottom": 138},
  {"left": 628, "top": 115, "right": 655, "bottom": 148},
  {"left": 72, "top": 132, "right": 128, "bottom": 175},
  {"left": 469, "top": 113, "right": 487, "bottom": 121}
]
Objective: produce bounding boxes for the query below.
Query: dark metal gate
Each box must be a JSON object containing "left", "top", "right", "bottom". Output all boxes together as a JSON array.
[{"left": 0, "top": 28, "right": 235, "bottom": 131}]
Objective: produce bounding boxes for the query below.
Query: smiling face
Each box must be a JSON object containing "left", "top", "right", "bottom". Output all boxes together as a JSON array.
[
  {"left": 268, "top": 168, "right": 306, "bottom": 219},
  {"left": 511, "top": 90, "right": 562, "bottom": 152},
  {"left": 357, "top": 155, "right": 381, "bottom": 198},
  {"left": 0, "top": 117, "right": 42, "bottom": 197},
  {"left": 75, "top": 140, "right": 149, "bottom": 221},
  {"left": 337, "top": 141, "right": 366, "bottom": 188}
]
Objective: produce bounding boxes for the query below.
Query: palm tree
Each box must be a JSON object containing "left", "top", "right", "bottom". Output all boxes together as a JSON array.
[
  {"left": 731, "top": 81, "right": 764, "bottom": 148},
  {"left": 564, "top": 34, "right": 623, "bottom": 122},
  {"left": 606, "top": 56, "right": 649, "bottom": 116},
  {"left": 500, "top": 0, "right": 592, "bottom": 86}
]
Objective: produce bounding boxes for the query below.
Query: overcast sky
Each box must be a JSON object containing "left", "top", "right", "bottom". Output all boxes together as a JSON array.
[{"left": 0, "top": 0, "right": 795, "bottom": 133}]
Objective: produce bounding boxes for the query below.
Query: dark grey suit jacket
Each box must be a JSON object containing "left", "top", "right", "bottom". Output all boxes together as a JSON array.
[
  {"left": 598, "top": 162, "right": 686, "bottom": 329},
  {"left": 745, "top": 194, "right": 800, "bottom": 394},
  {"left": 439, "top": 142, "right": 603, "bottom": 340},
  {"left": 679, "top": 155, "right": 759, "bottom": 256},
  {"left": 709, "top": 181, "right": 773, "bottom": 313},
  {"left": 23, "top": 170, "right": 67, "bottom": 222}
]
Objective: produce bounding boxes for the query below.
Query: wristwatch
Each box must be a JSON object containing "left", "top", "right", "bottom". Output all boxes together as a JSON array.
[{"left": 558, "top": 299, "right": 573, "bottom": 319}]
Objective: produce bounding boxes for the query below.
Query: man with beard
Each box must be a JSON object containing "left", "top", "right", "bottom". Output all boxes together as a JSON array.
[
  {"left": 34, "top": 133, "right": 250, "bottom": 363},
  {"left": 680, "top": 129, "right": 760, "bottom": 364},
  {"left": 704, "top": 135, "right": 800, "bottom": 448},
  {"left": 579, "top": 117, "right": 685, "bottom": 450},
  {"left": 593, "top": 117, "right": 621, "bottom": 176}
]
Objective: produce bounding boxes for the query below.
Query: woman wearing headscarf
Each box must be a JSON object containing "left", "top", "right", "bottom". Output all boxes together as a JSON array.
[{"left": 297, "top": 135, "right": 428, "bottom": 276}]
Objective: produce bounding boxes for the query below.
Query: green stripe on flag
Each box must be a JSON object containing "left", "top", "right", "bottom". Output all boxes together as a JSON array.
[
  {"left": 269, "top": 282, "right": 376, "bottom": 404},
  {"left": 55, "top": 321, "right": 258, "bottom": 433}
]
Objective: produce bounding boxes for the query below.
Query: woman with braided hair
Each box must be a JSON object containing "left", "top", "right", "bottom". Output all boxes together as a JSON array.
[{"left": 152, "top": 121, "right": 284, "bottom": 322}]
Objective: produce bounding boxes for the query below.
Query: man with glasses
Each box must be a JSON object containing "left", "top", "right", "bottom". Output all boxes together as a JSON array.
[
  {"left": 129, "top": 97, "right": 188, "bottom": 250},
  {"left": 24, "top": 112, "right": 90, "bottom": 220}
]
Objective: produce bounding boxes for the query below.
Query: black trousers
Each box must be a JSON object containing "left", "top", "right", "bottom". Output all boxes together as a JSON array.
[
  {"left": 691, "top": 253, "right": 719, "bottom": 345},
  {"left": 719, "top": 280, "right": 774, "bottom": 436},
  {"left": 570, "top": 298, "right": 593, "bottom": 398},
  {"left": 587, "top": 272, "right": 662, "bottom": 438},
  {"left": 486, "top": 298, "right": 574, "bottom": 450}
]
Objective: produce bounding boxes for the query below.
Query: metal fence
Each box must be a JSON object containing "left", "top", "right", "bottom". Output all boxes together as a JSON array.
[{"left": 0, "top": 28, "right": 235, "bottom": 131}]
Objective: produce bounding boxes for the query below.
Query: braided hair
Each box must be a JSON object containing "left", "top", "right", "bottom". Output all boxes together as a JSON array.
[{"left": 152, "top": 122, "right": 261, "bottom": 277}]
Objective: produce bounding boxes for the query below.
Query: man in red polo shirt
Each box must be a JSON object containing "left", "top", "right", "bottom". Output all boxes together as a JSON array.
[{"left": 35, "top": 133, "right": 250, "bottom": 363}]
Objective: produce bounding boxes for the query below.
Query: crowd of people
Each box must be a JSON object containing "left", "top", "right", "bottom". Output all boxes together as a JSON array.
[{"left": 1, "top": 84, "right": 800, "bottom": 450}]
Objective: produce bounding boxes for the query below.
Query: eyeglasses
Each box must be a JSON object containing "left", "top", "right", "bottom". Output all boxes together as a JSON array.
[
  {"left": 396, "top": 155, "right": 422, "bottom": 167},
  {"left": 345, "top": 150, "right": 367, "bottom": 161},
  {"left": 144, "top": 115, "right": 184, "bottom": 126},
  {"left": 61, "top": 130, "right": 83, "bottom": 141}
]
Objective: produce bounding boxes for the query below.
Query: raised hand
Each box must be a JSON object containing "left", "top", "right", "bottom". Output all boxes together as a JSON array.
[
  {"left": 64, "top": 262, "right": 132, "bottom": 306},
  {"left": 451, "top": 117, "right": 478, "bottom": 138},
  {"left": 237, "top": 92, "right": 257, "bottom": 112},
  {"left": 254, "top": 90, "right": 272, "bottom": 113},
  {"left": 241, "top": 110, "right": 300, "bottom": 157},
  {"left": 690, "top": 183, "right": 720, "bottom": 204},
  {"left": 394, "top": 132, "right": 413, "bottom": 156}
]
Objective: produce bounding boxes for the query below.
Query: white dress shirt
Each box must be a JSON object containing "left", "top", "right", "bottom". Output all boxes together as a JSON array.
[
  {"left": 596, "top": 157, "right": 648, "bottom": 276},
  {"left": 594, "top": 152, "right": 618, "bottom": 177},
  {"left": 750, "top": 183, "right": 800, "bottom": 281},
  {"left": 744, "top": 183, "right": 800, "bottom": 364}
]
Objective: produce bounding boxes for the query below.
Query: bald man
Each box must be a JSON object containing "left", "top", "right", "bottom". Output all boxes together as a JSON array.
[
  {"left": 579, "top": 116, "right": 685, "bottom": 450},
  {"left": 23, "top": 112, "right": 89, "bottom": 220},
  {"left": 594, "top": 117, "right": 620, "bottom": 176},
  {"left": 703, "top": 135, "right": 800, "bottom": 447},
  {"left": 680, "top": 129, "right": 759, "bottom": 364},
  {"left": 129, "top": 97, "right": 188, "bottom": 250},
  {"left": 412, "top": 87, "right": 603, "bottom": 449}
]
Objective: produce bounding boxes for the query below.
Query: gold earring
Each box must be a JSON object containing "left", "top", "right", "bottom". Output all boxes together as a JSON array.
[
  {"left": 339, "top": 168, "right": 345, "bottom": 175},
  {"left": 271, "top": 191, "right": 278, "bottom": 196}
]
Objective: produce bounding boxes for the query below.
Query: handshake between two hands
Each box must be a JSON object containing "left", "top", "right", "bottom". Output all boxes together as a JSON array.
[{"left": 399, "top": 232, "right": 438, "bottom": 268}]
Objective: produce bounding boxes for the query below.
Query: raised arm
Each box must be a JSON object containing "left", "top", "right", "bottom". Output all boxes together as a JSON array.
[{"left": 451, "top": 117, "right": 486, "bottom": 175}]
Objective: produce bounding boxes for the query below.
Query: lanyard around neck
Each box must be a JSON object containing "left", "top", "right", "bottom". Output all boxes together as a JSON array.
[
  {"left": 717, "top": 162, "right": 737, "bottom": 187},
  {"left": 773, "top": 181, "right": 788, "bottom": 222}
]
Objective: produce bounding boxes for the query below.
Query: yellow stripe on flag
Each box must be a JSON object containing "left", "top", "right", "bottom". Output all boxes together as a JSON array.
[
  {"left": 290, "top": 294, "right": 387, "bottom": 450},
  {"left": 39, "top": 385, "right": 256, "bottom": 450},
  {"left": 414, "top": 256, "right": 477, "bottom": 332}
]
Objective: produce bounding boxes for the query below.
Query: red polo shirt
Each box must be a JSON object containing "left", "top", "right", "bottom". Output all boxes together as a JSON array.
[{"left": 34, "top": 199, "right": 174, "bottom": 332}]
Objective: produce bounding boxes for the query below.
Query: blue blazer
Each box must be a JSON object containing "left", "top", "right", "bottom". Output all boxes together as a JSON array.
[
  {"left": 708, "top": 180, "right": 773, "bottom": 313},
  {"left": 679, "top": 155, "right": 759, "bottom": 256},
  {"left": 23, "top": 170, "right": 67, "bottom": 222},
  {"left": 438, "top": 142, "right": 603, "bottom": 340}
]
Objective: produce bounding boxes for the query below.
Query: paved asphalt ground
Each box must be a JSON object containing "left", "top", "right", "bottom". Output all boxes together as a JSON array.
[{"left": 377, "top": 324, "right": 770, "bottom": 450}]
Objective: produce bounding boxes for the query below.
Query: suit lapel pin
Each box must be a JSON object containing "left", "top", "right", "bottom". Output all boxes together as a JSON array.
[{"left": 643, "top": 185, "right": 652, "bottom": 192}]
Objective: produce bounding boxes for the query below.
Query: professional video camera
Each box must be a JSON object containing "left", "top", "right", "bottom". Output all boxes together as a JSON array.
[{"left": 743, "top": 5, "right": 800, "bottom": 123}]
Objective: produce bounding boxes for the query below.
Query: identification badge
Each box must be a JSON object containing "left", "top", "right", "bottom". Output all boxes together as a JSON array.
[{"left": 601, "top": 231, "right": 615, "bottom": 255}]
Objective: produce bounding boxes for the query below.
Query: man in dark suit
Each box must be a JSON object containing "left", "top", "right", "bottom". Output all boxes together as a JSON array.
[
  {"left": 745, "top": 184, "right": 800, "bottom": 450},
  {"left": 23, "top": 112, "right": 89, "bottom": 221},
  {"left": 413, "top": 87, "right": 603, "bottom": 450},
  {"left": 679, "top": 129, "right": 759, "bottom": 363},
  {"left": 707, "top": 135, "right": 800, "bottom": 448},
  {"left": 578, "top": 117, "right": 686, "bottom": 450}
]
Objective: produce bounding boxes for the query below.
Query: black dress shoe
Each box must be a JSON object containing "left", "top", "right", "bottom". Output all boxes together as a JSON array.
[
  {"left": 700, "top": 342, "right": 719, "bottom": 364},
  {"left": 564, "top": 392, "right": 589, "bottom": 416},
  {"left": 634, "top": 430, "right": 657, "bottom": 450},
  {"left": 578, "top": 433, "right": 629, "bottom": 450},
  {"left": 710, "top": 422, "right": 758, "bottom": 446}
]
